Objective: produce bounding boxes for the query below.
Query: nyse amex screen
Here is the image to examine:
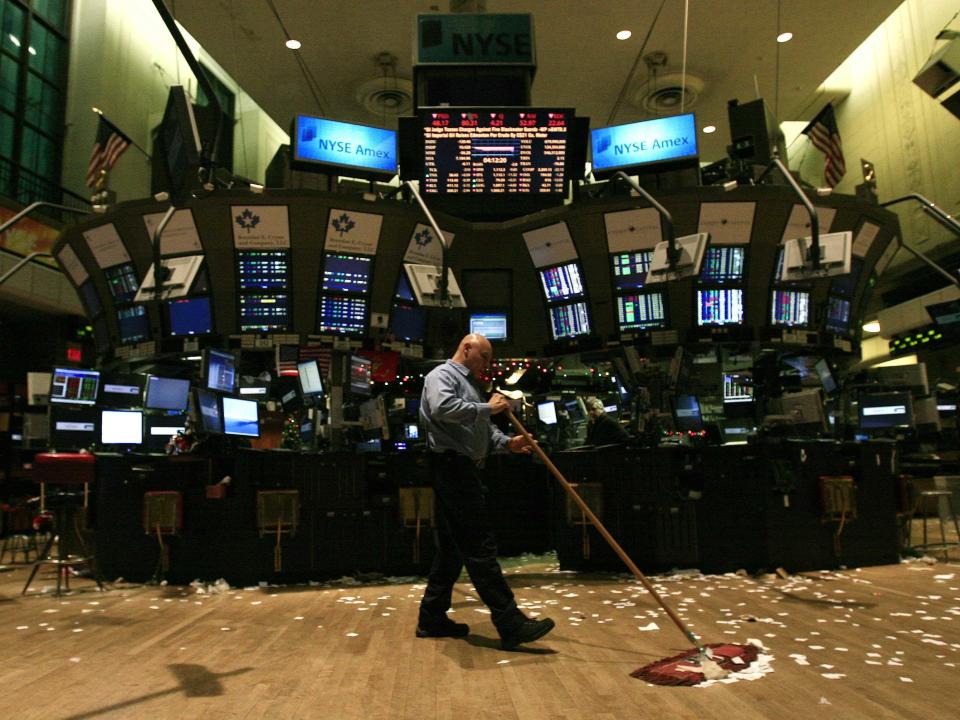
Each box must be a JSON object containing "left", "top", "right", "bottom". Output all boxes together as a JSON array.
[{"left": 423, "top": 109, "right": 569, "bottom": 194}]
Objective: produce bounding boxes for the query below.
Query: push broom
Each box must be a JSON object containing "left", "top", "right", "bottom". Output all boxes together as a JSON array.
[{"left": 506, "top": 410, "right": 760, "bottom": 686}]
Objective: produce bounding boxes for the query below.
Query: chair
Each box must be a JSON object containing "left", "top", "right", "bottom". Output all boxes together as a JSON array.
[{"left": 22, "top": 453, "right": 104, "bottom": 596}]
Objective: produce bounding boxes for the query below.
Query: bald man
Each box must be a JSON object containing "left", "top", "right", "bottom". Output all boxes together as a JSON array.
[{"left": 416, "top": 334, "right": 555, "bottom": 650}]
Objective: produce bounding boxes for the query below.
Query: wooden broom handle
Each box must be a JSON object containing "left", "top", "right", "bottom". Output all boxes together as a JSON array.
[{"left": 506, "top": 410, "right": 701, "bottom": 649}]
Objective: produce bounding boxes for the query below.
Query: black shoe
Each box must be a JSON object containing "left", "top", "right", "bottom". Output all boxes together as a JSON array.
[
  {"left": 416, "top": 620, "right": 470, "bottom": 638},
  {"left": 500, "top": 617, "right": 555, "bottom": 650}
]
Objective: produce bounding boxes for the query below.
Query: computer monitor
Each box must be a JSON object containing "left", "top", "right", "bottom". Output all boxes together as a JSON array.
[
  {"left": 100, "top": 410, "right": 144, "bottom": 446},
  {"left": 239, "top": 293, "right": 290, "bottom": 332},
  {"left": 49, "top": 368, "right": 100, "bottom": 405},
  {"left": 549, "top": 302, "right": 591, "bottom": 340},
  {"left": 222, "top": 397, "right": 260, "bottom": 438},
  {"left": 49, "top": 406, "right": 98, "bottom": 450},
  {"left": 825, "top": 295, "right": 851, "bottom": 334},
  {"left": 617, "top": 293, "right": 666, "bottom": 332},
  {"left": 539, "top": 262, "right": 585, "bottom": 302},
  {"left": 321, "top": 253, "right": 372, "bottom": 294},
  {"left": 776, "top": 388, "right": 827, "bottom": 431},
  {"left": 404, "top": 422, "right": 420, "bottom": 440},
  {"left": 815, "top": 359, "right": 839, "bottom": 395},
  {"left": 117, "top": 305, "right": 150, "bottom": 344},
  {"left": 145, "top": 375, "right": 191, "bottom": 412},
  {"left": 155, "top": 85, "right": 203, "bottom": 204},
  {"left": 204, "top": 349, "right": 237, "bottom": 393},
  {"left": 194, "top": 388, "right": 223, "bottom": 434},
  {"left": 239, "top": 376, "right": 270, "bottom": 398},
  {"left": 697, "top": 289, "right": 744, "bottom": 326},
  {"left": 674, "top": 395, "right": 703, "bottom": 431},
  {"left": 317, "top": 294, "right": 367, "bottom": 335},
  {"left": 291, "top": 114, "right": 397, "bottom": 179},
  {"left": 771, "top": 290, "right": 810, "bottom": 327},
  {"left": 564, "top": 397, "right": 587, "bottom": 424},
  {"left": 79, "top": 280, "right": 102, "bottom": 317},
  {"left": 395, "top": 272, "right": 416, "bottom": 303},
  {"left": 389, "top": 304, "right": 427, "bottom": 342},
  {"left": 144, "top": 414, "right": 186, "bottom": 451},
  {"left": 859, "top": 392, "right": 914, "bottom": 430},
  {"left": 166, "top": 296, "right": 213, "bottom": 336},
  {"left": 537, "top": 401, "right": 558, "bottom": 425},
  {"left": 236, "top": 250, "right": 289, "bottom": 290},
  {"left": 723, "top": 374, "right": 754, "bottom": 404},
  {"left": 469, "top": 312, "right": 508, "bottom": 341},
  {"left": 98, "top": 373, "right": 145, "bottom": 408},
  {"left": 104, "top": 263, "right": 139, "bottom": 304},
  {"left": 350, "top": 355, "right": 372, "bottom": 397},
  {"left": 611, "top": 251, "right": 652, "bottom": 291},
  {"left": 699, "top": 246, "right": 746, "bottom": 283},
  {"left": 591, "top": 113, "right": 698, "bottom": 176},
  {"left": 297, "top": 359, "right": 324, "bottom": 398}
]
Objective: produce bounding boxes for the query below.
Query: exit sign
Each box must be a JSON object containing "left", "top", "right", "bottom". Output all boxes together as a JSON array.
[{"left": 416, "top": 14, "right": 535, "bottom": 65}]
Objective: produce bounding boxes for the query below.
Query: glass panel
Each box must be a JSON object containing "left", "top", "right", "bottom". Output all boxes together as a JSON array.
[
  {"left": 19, "top": 124, "right": 56, "bottom": 178},
  {"left": 0, "top": 109, "right": 14, "bottom": 158},
  {"left": 0, "top": 52, "right": 18, "bottom": 112},
  {"left": 32, "top": 0, "right": 67, "bottom": 33},
  {"left": 28, "top": 18, "right": 64, "bottom": 83},
  {"left": 25, "top": 70, "right": 61, "bottom": 135},
  {"left": 1, "top": 1, "right": 26, "bottom": 56}
]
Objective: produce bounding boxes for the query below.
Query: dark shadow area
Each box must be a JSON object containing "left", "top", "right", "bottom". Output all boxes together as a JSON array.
[
  {"left": 464, "top": 633, "right": 558, "bottom": 655},
  {"left": 773, "top": 588, "right": 875, "bottom": 609}
]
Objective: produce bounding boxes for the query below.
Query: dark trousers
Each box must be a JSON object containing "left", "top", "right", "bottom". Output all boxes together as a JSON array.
[{"left": 418, "top": 453, "right": 525, "bottom": 635}]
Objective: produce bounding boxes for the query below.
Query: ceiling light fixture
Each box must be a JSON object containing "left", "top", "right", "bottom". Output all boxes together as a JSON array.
[
  {"left": 702, "top": 125, "right": 716, "bottom": 134},
  {"left": 616, "top": 30, "right": 632, "bottom": 40},
  {"left": 776, "top": 31, "right": 793, "bottom": 43},
  {"left": 862, "top": 320, "right": 881, "bottom": 334},
  {"left": 285, "top": 39, "right": 301, "bottom": 50}
]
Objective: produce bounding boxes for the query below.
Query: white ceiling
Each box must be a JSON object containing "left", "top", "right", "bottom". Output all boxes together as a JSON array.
[{"left": 170, "top": 0, "right": 903, "bottom": 163}]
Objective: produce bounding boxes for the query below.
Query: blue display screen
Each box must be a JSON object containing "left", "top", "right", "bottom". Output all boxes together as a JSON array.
[
  {"left": 771, "top": 290, "right": 810, "bottom": 327},
  {"left": 222, "top": 397, "right": 260, "bottom": 438},
  {"left": 317, "top": 295, "right": 367, "bottom": 335},
  {"left": 145, "top": 376, "right": 191, "bottom": 411},
  {"left": 322, "top": 254, "right": 372, "bottom": 293},
  {"left": 239, "top": 293, "right": 290, "bottom": 332},
  {"left": 612, "top": 251, "right": 651, "bottom": 290},
  {"left": 469, "top": 313, "right": 508, "bottom": 340},
  {"left": 549, "top": 302, "right": 590, "bottom": 340},
  {"left": 293, "top": 115, "right": 397, "bottom": 175},
  {"left": 195, "top": 388, "right": 223, "bottom": 434},
  {"left": 237, "top": 251, "right": 289, "bottom": 290},
  {"left": 390, "top": 304, "right": 426, "bottom": 342},
  {"left": 591, "top": 113, "right": 698, "bottom": 171},
  {"left": 697, "top": 289, "right": 744, "bottom": 326},
  {"left": 540, "top": 263, "right": 584, "bottom": 302},
  {"left": 105, "top": 263, "right": 139, "bottom": 304},
  {"left": 617, "top": 293, "right": 666, "bottom": 331},
  {"left": 395, "top": 273, "right": 415, "bottom": 302},
  {"left": 117, "top": 305, "right": 150, "bottom": 343},
  {"left": 700, "top": 247, "right": 746, "bottom": 283},
  {"left": 167, "top": 297, "right": 212, "bottom": 336}
]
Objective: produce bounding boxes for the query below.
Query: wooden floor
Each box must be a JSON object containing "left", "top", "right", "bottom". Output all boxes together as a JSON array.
[{"left": 1, "top": 535, "right": 959, "bottom": 720}]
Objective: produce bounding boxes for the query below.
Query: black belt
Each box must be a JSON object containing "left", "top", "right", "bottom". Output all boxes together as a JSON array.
[{"left": 432, "top": 449, "right": 485, "bottom": 469}]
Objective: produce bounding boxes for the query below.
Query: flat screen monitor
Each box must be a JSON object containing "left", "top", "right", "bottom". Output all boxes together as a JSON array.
[
  {"left": 166, "top": 296, "right": 213, "bottom": 336},
  {"left": 156, "top": 85, "right": 202, "bottom": 204},
  {"left": 238, "top": 376, "right": 269, "bottom": 397},
  {"left": 539, "top": 262, "right": 584, "bottom": 302},
  {"left": 617, "top": 293, "right": 666, "bottom": 332},
  {"left": 469, "top": 313, "right": 508, "bottom": 341},
  {"left": 611, "top": 251, "right": 651, "bottom": 291},
  {"left": 291, "top": 114, "right": 397, "bottom": 179},
  {"left": 697, "top": 289, "right": 744, "bottom": 326},
  {"left": 771, "top": 290, "right": 810, "bottom": 327},
  {"left": 317, "top": 295, "right": 367, "bottom": 335},
  {"left": 549, "top": 302, "right": 591, "bottom": 340},
  {"left": 222, "top": 397, "right": 260, "bottom": 438},
  {"left": 49, "top": 407, "right": 97, "bottom": 450},
  {"left": 421, "top": 108, "right": 570, "bottom": 195},
  {"left": 145, "top": 375, "right": 191, "bottom": 411},
  {"left": 395, "top": 272, "right": 415, "bottom": 303},
  {"left": 390, "top": 304, "right": 427, "bottom": 342},
  {"left": 99, "top": 373, "right": 145, "bottom": 408},
  {"left": 699, "top": 247, "right": 746, "bottom": 283},
  {"left": 591, "top": 113, "right": 698, "bottom": 175},
  {"left": 825, "top": 295, "right": 851, "bottom": 334},
  {"left": 237, "top": 250, "right": 289, "bottom": 290},
  {"left": 297, "top": 359, "right": 324, "bottom": 397},
  {"left": 829, "top": 257, "right": 863, "bottom": 297},
  {"left": 859, "top": 392, "right": 913, "bottom": 429},
  {"left": 79, "top": 280, "right": 102, "bottom": 316},
  {"left": 145, "top": 415, "right": 186, "bottom": 451},
  {"left": 674, "top": 394, "right": 703, "bottom": 431},
  {"left": 50, "top": 367, "right": 100, "bottom": 405},
  {"left": 195, "top": 388, "right": 223, "bottom": 434},
  {"left": 100, "top": 410, "right": 143, "bottom": 446},
  {"left": 815, "top": 358, "right": 839, "bottom": 395},
  {"left": 321, "top": 253, "right": 372, "bottom": 294},
  {"left": 404, "top": 422, "right": 419, "bottom": 440},
  {"left": 723, "top": 374, "right": 754, "bottom": 404},
  {"left": 104, "top": 263, "right": 139, "bottom": 304},
  {"left": 239, "top": 293, "right": 290, "bottom": 332},
  {"left": 204, "top": 349, "right": 237, "bottom": 393},
  {"left": 350, "top": 355, "right": 372, "bottom": 397},
  {"left": 117, "top": 305, "right": 150, "bottom": 344},
  {"left": 564, "top": 397, "right": 587, "bottom": 423},
  {"left": 537, "top": 401, "right": 558, "bottom": 425}
]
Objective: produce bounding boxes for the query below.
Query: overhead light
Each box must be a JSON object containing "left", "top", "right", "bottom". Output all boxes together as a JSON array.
[
  {"left": 863, "top": 320, "right": 881, "bottom": 334},
  {"left": 9, "top": 34, "right": 20, "bottom": 47},
  {"left": 616, "top": 30, "right": 632, "bottom": 40},
  {"left": 285, "top": 38, "right": 301, "bottom": 50},
  {"left": 776, "top": 32, "right": 793, "bottom": 43},
  {"left": 702, "top": 125, "right": 717, "bottom": 134},
  {"left": 28, "top": 46, "right": 36, "bottom": 55}
]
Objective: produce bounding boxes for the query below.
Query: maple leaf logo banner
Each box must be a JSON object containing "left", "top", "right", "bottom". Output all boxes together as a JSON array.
[
  {"left": 235, "top": 208, "right": 261, "bottom": 231},
  {"left": 332, "top": 213, "right": 355, "bottom": 237}
]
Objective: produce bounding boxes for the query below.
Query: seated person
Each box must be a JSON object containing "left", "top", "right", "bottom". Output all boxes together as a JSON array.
[{"left": 585, "top": 397, "right": 631, "bottom": 446}]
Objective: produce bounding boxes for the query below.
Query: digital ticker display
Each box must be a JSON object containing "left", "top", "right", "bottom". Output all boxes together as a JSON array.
[
  {"left": 317, "top": 295, "right": 367, "bottom": 335},
  {"left": 237, "top": 251, "right": 289, "bottom": 290},
  {"left": 422, "top": 108, "right": 569, "bottom": 195},
  {"left": 239, "top": 293, "right": 290, "bottom": 332}
]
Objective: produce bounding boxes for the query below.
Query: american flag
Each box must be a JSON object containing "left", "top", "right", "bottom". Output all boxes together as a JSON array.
[
  {"left": 802, "top": 104, "right": 846, "bottom": 188},
  {"left": 275, "top": 344, "right": 333, "bottom": 378},
  {"left": 85, "top": 115, "right": 131, "bottom": 188}
]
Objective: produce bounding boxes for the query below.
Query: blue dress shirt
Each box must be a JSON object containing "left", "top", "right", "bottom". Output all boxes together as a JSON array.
[{"left": 420, "top": 360, "right": 510, "bottom": 463}]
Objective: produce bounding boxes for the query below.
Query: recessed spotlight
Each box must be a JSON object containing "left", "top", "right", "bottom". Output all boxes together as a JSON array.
[
  {"left": 616, "top": 30, "right": 632, "bottom": 40},
  {"left": 702, "top": 125, "right": 716, "bottom": 134},
  {"left": 285, "top": 39, "right": 301, "bottom": 50},
  {"left": 776, "top": 32, "right": 793, "bottom": 43},
  {"left": 862, "top": 320, "right": 881, "bottom": 334}
]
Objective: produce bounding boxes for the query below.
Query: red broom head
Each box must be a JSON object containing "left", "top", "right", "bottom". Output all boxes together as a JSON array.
[{"left": 630, "top": 643, "right": 760, "bottom": 686}]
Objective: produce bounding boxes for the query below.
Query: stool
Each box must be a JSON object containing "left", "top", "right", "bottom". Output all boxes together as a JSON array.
[
  {"left": 144, "top": 491, "right": 183, "bottom": 583},
  {"left": 257, "top": 490, "right": 299, "bottom": 572},
  {"left": 22, "top": 453, "right": 103, "bottom": 596},
  {"left": 911, "top": 489, "right": 960, "bottom": 562}
]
